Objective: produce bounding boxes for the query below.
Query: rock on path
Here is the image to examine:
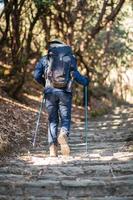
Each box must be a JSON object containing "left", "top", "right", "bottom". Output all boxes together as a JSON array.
[{"left": 0, "top": 106, "right": 133, "bottom": 200}]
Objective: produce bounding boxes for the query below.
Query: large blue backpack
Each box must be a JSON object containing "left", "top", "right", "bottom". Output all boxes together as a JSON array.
[{"left": 46, "top": 44, "right": 73, "bottom": 88}]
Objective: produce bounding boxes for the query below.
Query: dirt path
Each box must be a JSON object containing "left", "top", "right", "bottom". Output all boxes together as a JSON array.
[{"left": 0, "top": 105, "right": 133, "bottom": 199}]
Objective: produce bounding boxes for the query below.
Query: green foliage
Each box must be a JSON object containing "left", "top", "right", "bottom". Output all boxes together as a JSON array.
[{"left": 33, "top": 0, "right": 53, "bottom": 7}]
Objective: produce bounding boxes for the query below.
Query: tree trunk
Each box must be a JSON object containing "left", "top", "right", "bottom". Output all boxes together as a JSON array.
[
  {"left": 3, "top": 0, "right": 25, "bottom": 98},
  {"left": 0, "top": 0, "right": 13, "bottom": 46}
]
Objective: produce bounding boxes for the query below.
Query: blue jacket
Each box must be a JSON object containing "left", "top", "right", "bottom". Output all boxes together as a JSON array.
[{"left": 34, "top": 47, "right": 89, "bottom": 93}]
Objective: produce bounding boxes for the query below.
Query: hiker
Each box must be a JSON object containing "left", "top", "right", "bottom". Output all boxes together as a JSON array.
[{"left": 34, "top": 39, "right": 89, "bottom": 157}]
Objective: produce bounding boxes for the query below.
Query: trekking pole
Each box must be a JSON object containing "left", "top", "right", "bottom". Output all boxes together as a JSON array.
[
  {"left": 32, "top": 93, "right": 45, "bottom": 148},
  {"left": 84, "top": 86, "right": 88, "bottom": 153}
]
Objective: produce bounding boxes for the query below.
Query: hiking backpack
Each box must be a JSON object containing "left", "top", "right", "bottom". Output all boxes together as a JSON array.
[{"left": 46, "top": 44, "right": 73, "bottom": 88}]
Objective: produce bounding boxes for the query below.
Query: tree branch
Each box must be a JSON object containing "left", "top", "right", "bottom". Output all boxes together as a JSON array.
[
  {"left": 90, "top": 0, "right": 125, "bottom": 39},
  {"left": 105, "top": 0, "right": 125, "bottom": 22},
  {"left": 90, "top": 0, "right": 109, "bottom": 37}
]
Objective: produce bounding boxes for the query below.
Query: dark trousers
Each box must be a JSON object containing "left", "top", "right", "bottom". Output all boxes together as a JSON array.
[{"left": 45, "top": 90, "right": 72, "bottom": 145}]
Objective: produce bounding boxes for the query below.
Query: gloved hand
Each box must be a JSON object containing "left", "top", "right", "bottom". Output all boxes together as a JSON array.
[
  {"left": 71, "top": 71, "right": 77, "bottom": 78},
  {"left": 71, "top": 71, "right": 89, "bottom": 86}
]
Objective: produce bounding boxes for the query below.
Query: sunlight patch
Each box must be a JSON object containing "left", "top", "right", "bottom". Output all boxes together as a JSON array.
[{"left": 27, "top": 155, "right": 77, "bottom": 166}]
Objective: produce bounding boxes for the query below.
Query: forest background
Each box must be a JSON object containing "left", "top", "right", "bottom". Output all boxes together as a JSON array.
[{"left": 0, "top": 0, "right": 133, "bottom": 110}]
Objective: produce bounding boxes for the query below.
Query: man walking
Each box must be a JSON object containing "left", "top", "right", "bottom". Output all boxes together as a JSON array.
[{"left": 34, "top": 39, "right": 89, "bottom": 157}]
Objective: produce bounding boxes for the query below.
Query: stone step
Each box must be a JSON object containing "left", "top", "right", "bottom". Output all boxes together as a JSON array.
[
  {"left": 71, "top": 119, "right": 133, "bottom": 128},
  {"left": 71, "top": 127, "right": 132, "bottom": 133},
  {"left": 0, "top": 174, "right": 25, "bottom": 181},
  {"left": 0, "top": 195, "right": 132, "bottom": 200},
  {"left": 1, "top": 161, "right": 133, "bottom": 180},
  {"left": 29, "top": 142, "right": 127, "bottom": 155},
  {"left": 0, "top": 196, "right": 63, "bottom": 200},
  {"left": 22, "top": 173, "right": 133, "bottom": 182},
  {"left": 33, "top": 132, "right": 131, "bottom": 143},
  {"left": 69, "top": 197, "right": 133, "bottom": 200},
  {"left": 0, "top": 178, "right": 133, "bottom": 197}
]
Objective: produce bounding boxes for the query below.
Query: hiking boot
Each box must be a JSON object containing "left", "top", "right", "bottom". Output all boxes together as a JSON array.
[
  {"left": 58, "top": 132, "right": 70, "bottom": 156},
  {"left": 49, "top": 144, "right": 58, "bottom": 157}
]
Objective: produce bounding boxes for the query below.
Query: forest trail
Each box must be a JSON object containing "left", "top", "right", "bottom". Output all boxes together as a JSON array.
[{"left": 0, "top": 104, "right": 133, "bottom": 200}]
